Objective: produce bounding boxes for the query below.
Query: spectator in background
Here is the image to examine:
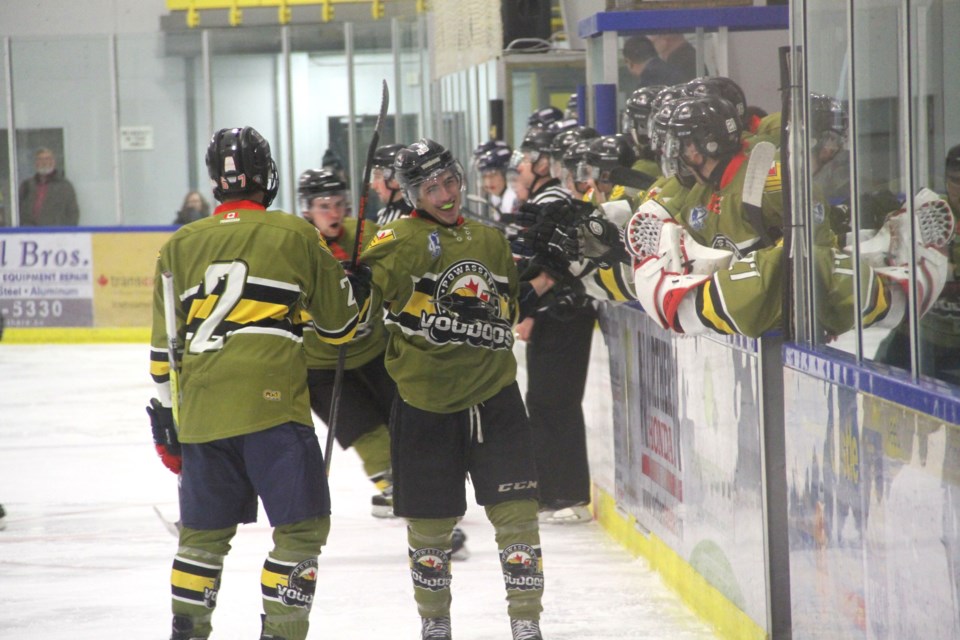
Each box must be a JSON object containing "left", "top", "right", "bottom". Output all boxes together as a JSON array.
[
  {"left": 648, "top": 33, "right": 702, "bottom": 82},
  {"left": 173, "top": 190, "right": 210, "bottom": 225},
  {"left": 622, "top": 35, "right": 687, "bottom": 90},
  {"left": 19, "top": 147, "right": 79, "bottom": 227}
]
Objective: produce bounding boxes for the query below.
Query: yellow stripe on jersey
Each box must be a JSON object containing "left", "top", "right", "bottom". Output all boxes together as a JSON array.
[
  {"left": 699, "top": 280, "right": 736, "bottom": 335},
  {"left": 188, "top": 295, "right": 219, "bottom": 322},
  {"left": 227, "top": 299, "right": 290, "bottom": 324},
  {"left": 597, "top": 266, "right": 631, "bottom": 301},
  {"left": 400, "top": 290, "right": 436, "bottom": 319},
  {"left": 861, "top": 275, "right": 890, "bottom": 326}
]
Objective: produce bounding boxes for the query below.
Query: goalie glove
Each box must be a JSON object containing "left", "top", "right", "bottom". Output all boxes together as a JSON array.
[
  {"left": 855, "top": 187, "right": 954, "bottom": 321},
  {"left": 147, "top": 398, "right": 181, "bottom": 475},
  {"left": 625, "top": 200, "right": 735, "bottom": 332}
]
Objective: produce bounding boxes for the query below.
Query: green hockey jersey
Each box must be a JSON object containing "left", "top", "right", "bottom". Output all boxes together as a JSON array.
[
  {"left": 301, "top": 217, "right": 388, "bottom": 370},
  {"left": 359, "top": 214, "right": 519, "bottom": 413},
  {"left": 149, "top": 201, "right": 362, "bottom": 443}
]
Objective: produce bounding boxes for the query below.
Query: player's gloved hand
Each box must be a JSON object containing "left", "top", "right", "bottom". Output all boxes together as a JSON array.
[
  {"left": 514, "top": 202, "right": 543, "bottom": 228},
  {"left": 523, "top": 252, "right": 571, "bottom": 284},
  {"left": 579, "top": 214, "right": 631, "bottom": 267},
  {"left": 342, "top": 261, "right": 373, "bottom": 309},
  {"left": 147, "top": 398, "right": 181, "bottom": 475}
]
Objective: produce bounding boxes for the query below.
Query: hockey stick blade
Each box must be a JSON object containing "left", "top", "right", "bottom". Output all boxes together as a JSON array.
[{"left": 153, "top": 505, "right": 181, "bottom": 537}]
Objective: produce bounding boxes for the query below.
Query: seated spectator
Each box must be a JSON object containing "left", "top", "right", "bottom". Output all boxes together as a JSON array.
[{"left": 173, "top": 190, "right": 210, "bottom": 225}]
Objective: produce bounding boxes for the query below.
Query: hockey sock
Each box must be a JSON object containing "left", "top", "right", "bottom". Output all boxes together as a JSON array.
[
  {"left": 352, "top": 424, "right": 392, "bottom": 481},
  {"left": 407, "top": 517, "right": 459, "bottom": 618},
  {"left": 260, "top": 515, "right": 330, "bottom": 640},
  {"left": 486, "top": 499, "right": 544, "bottom": 621},
  {"left": 171, "top": 525, "right": 236, "bottom": 637}
]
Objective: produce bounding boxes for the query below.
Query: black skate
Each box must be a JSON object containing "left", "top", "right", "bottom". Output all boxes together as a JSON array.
[
  {"left": 421, "top": 615, "right": 452, "bottom": 640},
  {"left": 510, "top": 618, "right": 543, "bottom": 640}
]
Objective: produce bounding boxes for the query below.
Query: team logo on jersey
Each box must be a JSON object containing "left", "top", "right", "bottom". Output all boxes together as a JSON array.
[
  {"left": 278, "top": 558, "right": 318, "bottom": 608},
  {"left": 368, "top": 228, "right": 396, "bottom": 249},
  {"left": 220, "top": 211, "right": 240, "bottom": 224},
  {"left": 500, "top": 543, "right": 544, "bottom": 591},
  {"left": 428, "top": 230, "right": 441, "bottom": 258},
  {"left": 688, "top": 205, "right": 708, "bottom": 230},
  {"left": 262, "top": 389, "right": 281, "bottom": 401},
  {"left": 404, "top": 260, "right": 513, "bottom": 350},
  {"left": 410, "top": 547, "right": 452, "bottom": 591}
]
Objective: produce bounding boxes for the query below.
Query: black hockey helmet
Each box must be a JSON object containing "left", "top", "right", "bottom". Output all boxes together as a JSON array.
[
  {"left": 623, "top": 85, "right": 666, "bottom": 147},
  {"left": 394, "top": 138, "right": 464, "bottom": 207},
  {"left": 206, "top": 127, "right": 279, "bottom": 207},
  {"left": 371, "top": 143, "right": 405, "bottom": 181},
  {"left": 809, "top": 93, "right": 849, "bottom": 143},
  {"left": 552, "top": 125, "right": 599, "bottom": 161},
  {"left": 298, "top": 168, "right": 346, "bottom": 210},
  {"left": 668, "top": 96, "right": 743, "bottom": 162},
  {"left": 472, "top": 139, "right": 509, "bottom": 158},
  {"left": 476, "top": 146, "right": 512, "bottom": 173},
  {"left": 527, "top": 106, "right": 564, "bottom": 129},
  {"left": 510, "top": 127, "right": 559, "bottom": 169},
  {"left": 685, "top": 76, "right": 747, "bottom": 122},
  {"left": 583, "top": 134, "right": 637, "bottom": 171}
]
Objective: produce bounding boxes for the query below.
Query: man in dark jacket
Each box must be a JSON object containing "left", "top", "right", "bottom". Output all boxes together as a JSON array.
[{"left": 19, "top": 147, "right": 79, "bottom": 226}]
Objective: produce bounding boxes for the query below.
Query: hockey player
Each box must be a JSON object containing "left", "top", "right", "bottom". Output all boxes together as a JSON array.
[
  {"left": 358, "top": 138, "right": 556, "bottom": 640},
  {"left": 622, "top": 84, "right": 665, "bottom": 180},
  {"left": 297, "top": 168, "right": 394, "bottom": 516},
  {"left": 527, "top": 105, "right": 564, "bottom": 130},
  {"left": 147, "top": 127, "right": 368, "bottom": 640},
  {"left": 577, "top": 134, "right": 638, "bottom": 205},
  {"left": 625, "top": 96, "right": 953, "bottom": 339},
  {"left": 475, "top": 144, "right": 518, "bottom": 218},
  {"left": 298, "top": 168, "right": 470, "bottom": 556},
  {"left": 370, "top": 143, "right": 412, "bottom": 225}
]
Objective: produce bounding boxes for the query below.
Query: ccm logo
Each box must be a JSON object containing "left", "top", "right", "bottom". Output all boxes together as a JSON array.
[{"left": 498, "top": 481, "right": 538, "bottom": 492}]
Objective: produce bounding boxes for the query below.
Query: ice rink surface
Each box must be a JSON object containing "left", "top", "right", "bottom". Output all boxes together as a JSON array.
[{"left": 0, "top": 343, "right": 718, "bottom": 639}]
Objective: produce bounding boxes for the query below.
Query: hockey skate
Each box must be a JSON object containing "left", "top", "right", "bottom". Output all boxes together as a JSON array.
[
  {"left": 370, "top": 469, "right": 396, "bottom": 518},
  {"left": 510, "top": 618, "right": 543, "bottom": 640},
  {"left": 539, "top": 503, "right": 592, "bottom": 525},
  {"left": 169, "top": 614, "right": 207, "bottom": 640},
  {"left": 420, "top": 615, "right": 452, "bottom": 640}
]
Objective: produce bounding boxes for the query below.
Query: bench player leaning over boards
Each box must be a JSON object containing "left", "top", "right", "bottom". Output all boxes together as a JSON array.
[{"left": 358, "top": 138, "right": 559, "bottom": 640}]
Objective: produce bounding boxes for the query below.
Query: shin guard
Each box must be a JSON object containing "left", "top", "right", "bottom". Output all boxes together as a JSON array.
[
  {"left": 170, "top": 525, "right": 236, "bottom": 638},
  {"left": 260, "top": 516, "right": 330, "bottom": 640},
  {"left": 407, "top": 517, "right": 458, "bottom": 618},
  {"left": 487, "top": 499, "right": 544, "bottom": 621}
]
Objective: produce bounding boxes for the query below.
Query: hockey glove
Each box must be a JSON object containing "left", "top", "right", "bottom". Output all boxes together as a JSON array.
[
  {"left": 579, "top": 215, "right": 631, "bottom": 267},
  {"left": 342, "top": 261, "right": 373, "bottom": 310},
  {"left": 147, "top": 398, "right": 181, "bottom": 475}
]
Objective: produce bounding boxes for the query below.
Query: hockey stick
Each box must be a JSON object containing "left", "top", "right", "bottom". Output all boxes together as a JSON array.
[
  {"left": 325, "top": 79, "right": 389, "bottom": 476},
  {"left": 161, "top": 271, "right": 181, "bottom": 426}
]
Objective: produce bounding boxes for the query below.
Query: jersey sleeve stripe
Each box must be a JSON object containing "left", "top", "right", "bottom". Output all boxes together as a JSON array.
[{"left": 698, "top": 279, "right": 738, "bottom": 334}]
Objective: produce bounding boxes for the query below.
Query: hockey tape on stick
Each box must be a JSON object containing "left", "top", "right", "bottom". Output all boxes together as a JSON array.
[
  {"left": 741, "top": 140, "right": 777, "bottom": 249},
  {"left": 327, "top": 80, "right": 390, "bottom": 476},
  {"left": 161, "top": 271, "right": 181, "bottom": 428}
]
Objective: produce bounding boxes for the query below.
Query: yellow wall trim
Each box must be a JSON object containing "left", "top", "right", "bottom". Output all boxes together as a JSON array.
[
  {"left": 591, "top": 485, "right": 768, "bottom": 640},
  {"left": 2, "top": 327, "right": 150, "bottom": 344}
]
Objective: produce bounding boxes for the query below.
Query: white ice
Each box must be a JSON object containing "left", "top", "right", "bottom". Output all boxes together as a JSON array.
[{"left": 0, "top": 343, "right": 717, "bottom": 639}]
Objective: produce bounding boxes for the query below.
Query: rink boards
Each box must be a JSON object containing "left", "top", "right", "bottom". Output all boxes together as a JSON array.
[{"left": 589, "top": 301, "right": 960, "bottom": 639}]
